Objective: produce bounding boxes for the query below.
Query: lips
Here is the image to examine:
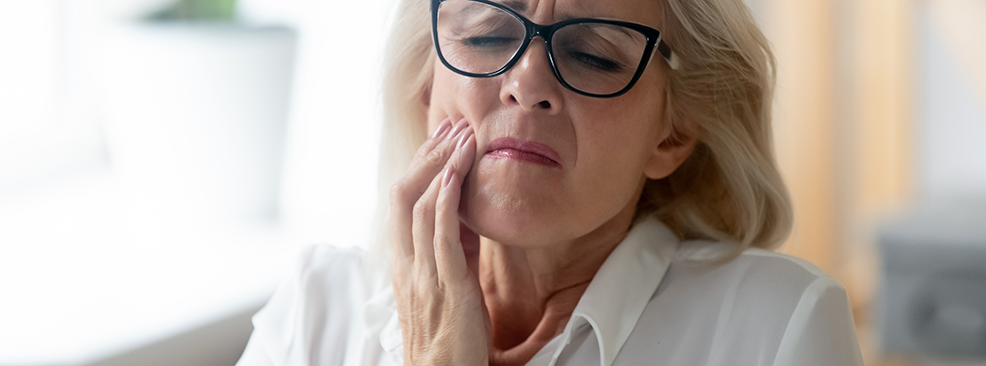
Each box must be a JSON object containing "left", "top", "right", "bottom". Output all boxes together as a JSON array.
[{"left": 485, "top": 137, "right": 561, "bottom": 167}]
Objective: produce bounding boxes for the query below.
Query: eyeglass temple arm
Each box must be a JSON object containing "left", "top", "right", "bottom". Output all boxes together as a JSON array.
[{"left": 656, "top": 35, "right": 681, "bottom": 70}]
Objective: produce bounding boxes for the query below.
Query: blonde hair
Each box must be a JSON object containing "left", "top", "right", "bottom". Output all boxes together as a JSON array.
[{"left": 371, "top": 0, "right": 792, "bottom": 269}]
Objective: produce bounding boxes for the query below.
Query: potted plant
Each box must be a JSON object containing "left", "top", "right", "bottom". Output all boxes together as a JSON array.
[{"left": 145, "top": 0, "right": 239, "bottom": 21}]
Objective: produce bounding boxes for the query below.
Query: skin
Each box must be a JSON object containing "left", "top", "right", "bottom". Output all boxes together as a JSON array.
[{"left": 390, "top": 0, "right": 698, "bottom": 365}]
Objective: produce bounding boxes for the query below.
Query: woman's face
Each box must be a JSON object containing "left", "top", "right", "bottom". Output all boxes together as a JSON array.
[{"left": 426, "top": 0, "right": 687, "bottom": 247}]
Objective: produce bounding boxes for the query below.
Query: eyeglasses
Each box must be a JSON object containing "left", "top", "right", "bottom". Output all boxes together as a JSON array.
[{"left": 431, "top": 0, "right": 678, "bottom": 98}]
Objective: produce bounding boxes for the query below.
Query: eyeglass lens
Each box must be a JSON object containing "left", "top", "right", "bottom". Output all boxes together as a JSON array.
[{"left": 436, "top": 0, "right": 649, "bottom": 96}]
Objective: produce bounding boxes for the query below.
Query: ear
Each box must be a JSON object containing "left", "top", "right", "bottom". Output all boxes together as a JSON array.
[{"left": 643, "top": 129, "right": 698, "bottom": 180}]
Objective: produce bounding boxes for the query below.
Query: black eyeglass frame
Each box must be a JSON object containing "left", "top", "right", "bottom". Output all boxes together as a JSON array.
[{"left": 430, "top": 0, "right": 677, "bottom": 98}]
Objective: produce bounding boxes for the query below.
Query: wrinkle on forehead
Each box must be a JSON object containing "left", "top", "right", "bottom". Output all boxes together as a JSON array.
[
  {"left": 490, "top": 0, "right": 659, "bottom": 26},
  {"left": 498, "top": 0, "right": 529, "bottom": 13}
]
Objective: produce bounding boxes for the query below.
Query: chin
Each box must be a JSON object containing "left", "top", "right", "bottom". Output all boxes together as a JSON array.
[
  {"left": 461, "top": 208, "right": 559, "bottom": 248},
  {"left": 459, "top": 176, "right": 570, "bottom": 247}
]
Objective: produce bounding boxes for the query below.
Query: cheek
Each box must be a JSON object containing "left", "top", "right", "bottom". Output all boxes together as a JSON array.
[
  {"left": 570, "top": 94, "right": 664, "bottom": 187},
  {"left": 574, "top": 129, "right": 650, "bottom": 201},
  {"left": 427, "top": 65, "right": 500, "bottom": 127},
  {"left": 578, "top": 93, "right": 663, "bottom": 155}
]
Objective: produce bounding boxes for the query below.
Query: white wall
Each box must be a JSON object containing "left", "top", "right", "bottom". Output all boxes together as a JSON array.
[
  {"left": 919, "top": 4, "right": 986, "bottom": 201},
  {"left": 239, "top": 0, "right": 395, "bottom": 249},
  {"left": 0, "top": 1, "right": 394, "bottom": 363},
  {"left": 0, "top": 1, "right": 104, "bottom": 200}
]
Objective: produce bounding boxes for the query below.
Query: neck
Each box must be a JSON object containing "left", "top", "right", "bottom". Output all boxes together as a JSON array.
[{"left": 480, "top": 199, "right": 639, "bottom": 365}]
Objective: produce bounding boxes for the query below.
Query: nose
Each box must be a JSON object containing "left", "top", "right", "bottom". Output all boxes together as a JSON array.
[{"left": 499, "top": 39, "right": 564, "bottom": 114}]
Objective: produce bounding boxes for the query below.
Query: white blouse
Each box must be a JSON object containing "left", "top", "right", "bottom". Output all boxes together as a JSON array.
[{"left": 236, "top": 217, "right": 864, "bottom": 366}]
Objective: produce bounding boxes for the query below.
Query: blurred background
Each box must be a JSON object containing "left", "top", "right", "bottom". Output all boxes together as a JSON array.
[{"left": 0, "top": 0, "right": 982, "bottom": 365}]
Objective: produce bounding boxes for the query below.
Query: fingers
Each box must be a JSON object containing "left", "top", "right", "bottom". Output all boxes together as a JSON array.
[
  {"left": 405, "top": 118, "right": 470, "bottom": 195},
  {"left": 434, "top": 132, "right": 477, "bottom": 286},
  {"left": 389, "top": 125, "right": 489, "bottom": 366},
  {"left": 411, "top": 125, "right": 474, "bottom": 280},
  {"left": 390, "top": 118, "right": 469, "bottom": 264},
  {"left": 391, "top": 117, "right": 461, "bottom": 262}
]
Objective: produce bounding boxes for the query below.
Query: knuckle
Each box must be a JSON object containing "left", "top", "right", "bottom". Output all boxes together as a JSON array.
[
  {"left": 390, "top": 181, "right": 411, "bottom": 206},
  {"left": 414, "top": 138, "right": 436, "bottom": 156},
  {"left": 435, "top": 187, "right": 450, "bottom": 206},
  {"left": 423, "top": 147, "right": 446, "bottom": 166},
  {"left": 411, "top": 199, "right": 432, "bottom": 222},
  {"left": 432, "top": 233, "right": 447, "bottom": 252}
]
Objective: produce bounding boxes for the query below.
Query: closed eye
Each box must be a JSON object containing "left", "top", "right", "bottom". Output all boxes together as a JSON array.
[
  {"left": 463, "top": 36, "right": 518, "bottom": 48},
  {"left": 569, "top": 51, "right": 623, "bottom": 72}
]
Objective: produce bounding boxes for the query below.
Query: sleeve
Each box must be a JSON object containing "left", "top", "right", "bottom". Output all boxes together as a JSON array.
[
  {"left": 235, "top": 245, "right": 367, "bottom": 366},
  {"left": 771, "top": 276, "right": 865, "bottom": 366},
  {"left": 235, "top": 245, "right": 317, "bottom": 366}
]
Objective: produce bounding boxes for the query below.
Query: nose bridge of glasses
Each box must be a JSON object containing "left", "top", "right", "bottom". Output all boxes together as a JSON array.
[
  {"left": 514, "top": 33, "right": 551, "bottom": 72},
  {"left": 523, "top": 23, "right": 556, "bottom": 61},
  {"left": 527, "top": 21, "right": 547, "bottom": 38}
]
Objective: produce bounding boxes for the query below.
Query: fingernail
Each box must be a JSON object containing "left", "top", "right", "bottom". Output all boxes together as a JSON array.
[
  {"left": 457, "top": 128, "right": 473, "bottom": 149},
  {"left": 442, "top": 165, "right": 455, "bottom": 187},
  {"left": 449, "top": 118, "right": 469, "bottom": 137},
  {"left": 431, "top": 119, "right": 452, "bottom": 139}
]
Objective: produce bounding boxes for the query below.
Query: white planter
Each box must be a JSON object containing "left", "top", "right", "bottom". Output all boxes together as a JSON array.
[{"left": 100, "top": 22, "right": 296, "bottom": 223}]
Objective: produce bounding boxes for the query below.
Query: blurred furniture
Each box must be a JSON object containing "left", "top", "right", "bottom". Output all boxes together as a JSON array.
[
  {"left": 84, "top": 304, "right": 262, "bottom": 366},
  {"left": 877, "top": 199, "right": 986, "bottom": 363}
]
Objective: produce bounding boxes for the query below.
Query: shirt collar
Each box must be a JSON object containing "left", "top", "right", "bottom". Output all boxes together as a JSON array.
[
  {"left": 362, "top": 216, "right": 680, "bottom": 366},
  {"left": 556, "top": 216, "right": 680, "bottom": 366}
]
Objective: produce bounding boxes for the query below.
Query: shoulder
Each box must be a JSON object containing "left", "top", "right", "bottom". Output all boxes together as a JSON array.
[
  {"left": 666, "top": 241, "right": 837, "bottom": 304},
  {"left": 239, "top": 244, "right": 377, "bottom": 366},
  {"left": 274, "top": 244, "right": 372, "bottom": 310},
  {"left": 658, "top": 242, "right": 853, "bottom": 329},
  {"left": 290, "top": 244, "right": 369, "bottom": 287},
  {"left": 266, "top": 243, "right": 373, "bottom": 322},
  {"left": 616, "top": 242, "right": 862, "bottom": 365}
]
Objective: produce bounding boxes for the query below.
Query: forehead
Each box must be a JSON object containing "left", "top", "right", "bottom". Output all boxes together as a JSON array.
[{"left": 491, "top": 0, "right": 662, "bottom": 27}]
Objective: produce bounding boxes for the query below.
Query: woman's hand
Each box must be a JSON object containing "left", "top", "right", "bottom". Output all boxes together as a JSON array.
[{"left": 390, "top": 118, "right": 488, "bottom": 366}]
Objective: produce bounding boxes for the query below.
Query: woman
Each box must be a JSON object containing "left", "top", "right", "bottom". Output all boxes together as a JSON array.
[{"left": 237, "top": 0, "right": 864, "bottom": 364}]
